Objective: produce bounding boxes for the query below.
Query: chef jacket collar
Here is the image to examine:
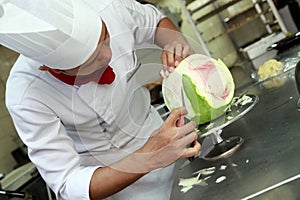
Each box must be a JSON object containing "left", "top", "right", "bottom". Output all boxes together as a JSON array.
[{"left": 44, "top": 65, "right": 115, "bottom": 85}]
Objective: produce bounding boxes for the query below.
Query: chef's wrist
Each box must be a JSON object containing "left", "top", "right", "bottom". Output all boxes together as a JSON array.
[{"left": 110, "top": 150, "right": 155, "bottom": 174}]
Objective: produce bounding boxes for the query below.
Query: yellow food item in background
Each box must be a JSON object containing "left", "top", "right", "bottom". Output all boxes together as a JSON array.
[
  {"left": 257, "top": 59, "right": 286, "bottom": 88},
  {"left": 258, "top": 59, "right": 283, "bottom": 79}
]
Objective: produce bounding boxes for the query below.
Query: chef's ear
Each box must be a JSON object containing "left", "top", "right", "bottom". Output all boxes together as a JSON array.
[{"left": 39, "top": 65, "right": 62, "bottom": 74}]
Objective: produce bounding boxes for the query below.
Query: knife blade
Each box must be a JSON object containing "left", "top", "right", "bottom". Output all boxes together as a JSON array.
[
  {"left": 181, "top": 88, "right": 196, "bottom": 162},
  {"left": 181, "top": 87, "right": 186, "bottom": 108}
]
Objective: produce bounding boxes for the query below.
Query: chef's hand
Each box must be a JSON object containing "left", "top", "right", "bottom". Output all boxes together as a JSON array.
[
  {"left": 161, "top": 42, "right": 194, "bottom": 77},
  {"left": 137, "top": 107, "right": 201, "bottom": 170}
]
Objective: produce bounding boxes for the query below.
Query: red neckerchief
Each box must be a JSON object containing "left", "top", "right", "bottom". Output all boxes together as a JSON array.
[{"left": 46, "top": 66, "right": 115, "bottom": 85}]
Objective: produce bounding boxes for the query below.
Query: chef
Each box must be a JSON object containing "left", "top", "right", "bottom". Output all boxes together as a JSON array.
[{"left": 0, "top": 0, "right": 201, "bottom": 199}]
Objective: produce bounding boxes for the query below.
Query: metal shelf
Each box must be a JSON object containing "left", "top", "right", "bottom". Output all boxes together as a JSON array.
[
  {"left": 193, "top": 0, "right": 243, "bottom": 24},
  {"left": 206, "top": 14, "right": 261, "bottom": 44},
  {"left": 178, "top": 0, "right": 288, "bottom": 61}
]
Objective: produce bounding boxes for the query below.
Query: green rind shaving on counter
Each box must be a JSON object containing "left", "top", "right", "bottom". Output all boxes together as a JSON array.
[{"left": 182, "top": 74, "right": 229, "bottom": 125}]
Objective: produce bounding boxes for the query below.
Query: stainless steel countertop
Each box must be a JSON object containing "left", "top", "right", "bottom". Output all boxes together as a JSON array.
[{"left": 171, "top": 46, "right": 300, "bottom": 200}]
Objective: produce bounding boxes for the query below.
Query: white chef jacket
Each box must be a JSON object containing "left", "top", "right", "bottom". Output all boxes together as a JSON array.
[{"left": 5, "top": 1, "right": 175, "bottom": 199}]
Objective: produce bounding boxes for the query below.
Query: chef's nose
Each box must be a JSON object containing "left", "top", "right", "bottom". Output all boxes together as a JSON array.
[{"left": 294, "top": 60, "right": 300, "bottom": 109}]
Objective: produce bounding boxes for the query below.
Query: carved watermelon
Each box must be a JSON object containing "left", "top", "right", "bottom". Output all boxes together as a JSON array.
[{"left": 162, "top": 54, "right": 235, "bottom": 124}]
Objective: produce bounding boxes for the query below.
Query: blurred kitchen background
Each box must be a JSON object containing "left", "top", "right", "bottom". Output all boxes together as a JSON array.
[{"left": 1, "top": 0, "right": 300, "bottom": 198}]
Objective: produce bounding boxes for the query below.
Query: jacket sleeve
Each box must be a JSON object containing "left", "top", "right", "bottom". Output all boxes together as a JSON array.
[
  {"left": 7, "top": 103, "right": 98, "bottom": 200},
  {"left": 117, "top": 0, "right": 166, "bottom": 44}
]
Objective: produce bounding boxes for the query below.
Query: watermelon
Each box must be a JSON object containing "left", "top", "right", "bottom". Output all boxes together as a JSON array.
[{"left": 162, "top": 54, "right": 235, "bottom": 124}]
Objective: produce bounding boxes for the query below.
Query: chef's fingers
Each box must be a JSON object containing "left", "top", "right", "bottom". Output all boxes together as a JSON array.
[
  {"left": 182, "top": 44, "right": 194, "bottom": 59},
  {"left": 161, "top": 51, "right": 175, "bottom": 77},
  {"left": 177, "top": 129, "right": 198, "bottom": 147},
  {"left": 176, "top": 115, "right": 185, "bottom": 127},
  {"left": 166, "top": 49, "right": 175, "bottom": 69},
  {"left": 162, "top": 44, "right": 175, "bottom": 70},
  {"left": 176, "top": 121, "right": 197, "bottom": 140},
  {"left": 174, "top": 43, "right": 193, "bottom": 67},
  {"left": 161, "top": 51, "right": 168, "bottom": 74},
  {"left": 165, "top": 107, "right": 188, "bottom": 127},
  {"left": 161, "top": 42, "right": 194, "bottom": 77},
  {"left": 174, "top": 43, "right": 183, "bottom": 66},
  {"left": 182, "top": 140, "right": 201, "bottom": 158}
]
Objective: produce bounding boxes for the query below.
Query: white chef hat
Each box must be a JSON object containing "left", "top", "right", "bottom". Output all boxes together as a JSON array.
[{"left": 0, "top": 0, "right": 102, "bottom": 70}]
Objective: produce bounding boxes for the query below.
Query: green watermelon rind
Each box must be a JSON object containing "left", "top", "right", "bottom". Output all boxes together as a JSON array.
[{"left": 182, "top": 74, "right": 230, "bottom": 125}]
